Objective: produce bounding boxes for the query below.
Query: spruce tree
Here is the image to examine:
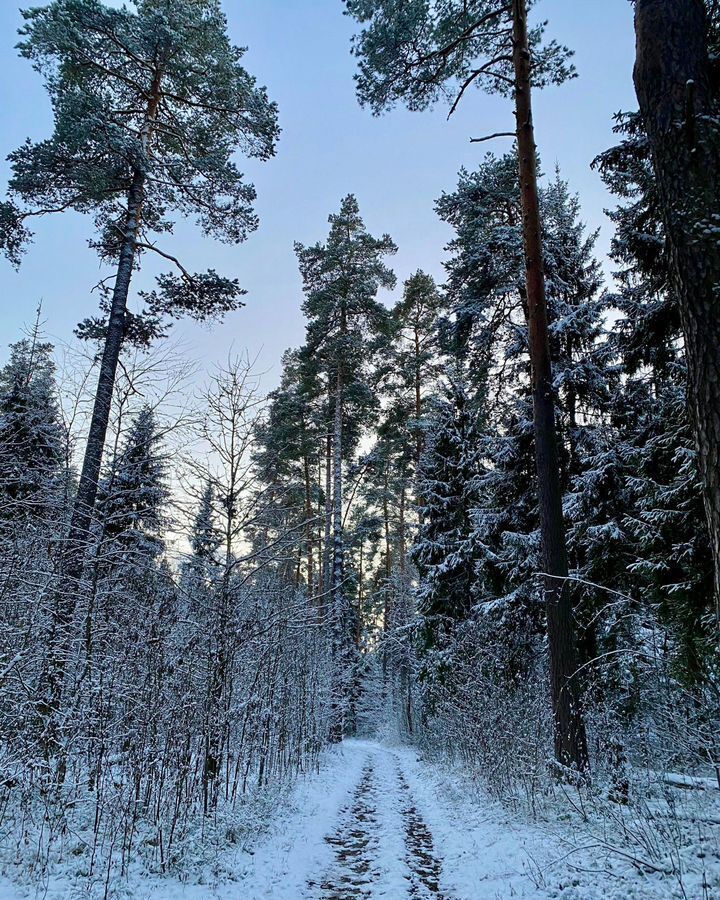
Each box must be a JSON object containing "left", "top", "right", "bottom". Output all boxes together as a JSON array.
[
  {"left": 0, "top": 335, "right": 66, "bottom": 535},
  {"left": 254, "top": 349, "right": 324, "bottom": 597},
  {"left": 412, "top": 376, "right": 484, "bottom": 646},
  {"left": 437, "top": 158, "right": 610, "bottom": 616},
  {"left": 179, "top": 480, "right": 222, "bottom": 631},
  {"left": 588, "top": 107, "right": 715, "bottom": 683},
  {"left": 96, "top": 405, "right": 168, "bottom": 565},
  {"left": 392, "top": 271, "right": 446, "bottom": 488}
]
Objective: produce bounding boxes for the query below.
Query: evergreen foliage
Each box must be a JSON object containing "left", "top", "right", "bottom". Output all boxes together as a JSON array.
[{"left": 0, "top": 335, "right": 67, "bottom": 531}]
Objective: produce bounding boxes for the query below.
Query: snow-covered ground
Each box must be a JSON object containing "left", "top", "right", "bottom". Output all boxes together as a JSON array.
[
  {"left": 1, "top": 739, "right": 718, "bottom": 899},
  {"left": 114, "top": 739, "right": 552, "bottom": 900}
]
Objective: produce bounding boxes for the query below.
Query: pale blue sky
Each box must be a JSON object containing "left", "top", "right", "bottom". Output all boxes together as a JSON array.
[{"left": 0, "top": 0, "right": 637, "bottom": 387}]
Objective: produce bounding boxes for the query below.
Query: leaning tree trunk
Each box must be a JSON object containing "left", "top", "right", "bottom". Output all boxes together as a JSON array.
[
  {"left": 66, "top": 169, "right": 146, "bottom": 569},
  {"left": 634, "top": 0, "right": 720, "bottom": 624},
  {"left": 41, "top": 69, "right": 164, "bottom": 760},
  {"left": 512, "top": 0, "right": 588, "bottom": 771},
  {"left": 41, "top": 168, "right": 146, "bottom": 748}
]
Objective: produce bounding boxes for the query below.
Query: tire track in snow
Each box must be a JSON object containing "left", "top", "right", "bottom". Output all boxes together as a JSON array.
[
  {"left": 306, "top": 744, "right": 454, "bottom": 899},
  {"left": 308, "top": 760, "right": 379, "bottom": 898},
  {"left": 396, "top": 761, "right": 453, "bottom": 899}
]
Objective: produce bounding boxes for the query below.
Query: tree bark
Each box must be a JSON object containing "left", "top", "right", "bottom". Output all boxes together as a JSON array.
[
  {"left": 41, "top": 167, "right": 146, "bottom": 743},
  {"left": 317, "top": 454, "right": 325, "bottom": 607},
  {"left": 512, "top": 0, "right": 588, "bottom": 771},
  {"left": 398, "top": 484, "right": 407, "bottom": 575},
  {"left": 303, "top": 451, "right": 314, "bottom": 600},
  {"left": 634, "top": 0, "right": 720, "bottom": 623},
  {"left": 69, "top": 169, "right": 146, "bottom": 562},
  {"left": 414, "top": 318, "right": 425, "bottom": 524},
  {"left": 329, "top": 356, "right": 345, "bottom": 742},
  {"left": 332, "top": 369, "right": 344, "bottom": 613},
  {"left": 323, "top": 420, "right": 333, "bottom": 599}
]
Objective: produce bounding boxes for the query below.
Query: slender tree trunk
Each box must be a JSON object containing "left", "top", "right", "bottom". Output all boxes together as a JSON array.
[
  {"left": 381, "top": 468, "right": 392, "bottom": 682},
  {"left": 303, "top": 452, "right": 315, "bottom": 600},
  {"left": 323, "top": 424, "right": 333, "bottom": 599},
  {"left": 357, "top": 543, "right": 364, "bottom": 649},
  {"left": 41, "top": 71, "right": 164, "bottom": 747},
  {"left": 317, "top": 454, "right": 325, "bottom": 606},
  {"left": 414, "top": 321, "right": 425, "bottom": 523},
  {"left": 398, "top": 484, "right": 407, "bottom": 575},
  {"left": 383, "top": 470, "right": 392, "bottom": 581},
  {"left": 382, "top": 467, "right": 392, "bottom": 647},
  {"left": 512, "top": 0, "right": 588, "bottom": 771},
  {"left": 69, "top": 169, "right": 146, "bottom": 559},
  {"left": 329, "top": 359, "right": 345, "bottom": 742},
  {"left": 41, "top": 168, "right": 146, "bottom": 745},
  {"left": 332, "top": 372, "right": 344, "bottom": 610},
  {"left": 634, "top": 0, "right": 720, "bottom": 623}
]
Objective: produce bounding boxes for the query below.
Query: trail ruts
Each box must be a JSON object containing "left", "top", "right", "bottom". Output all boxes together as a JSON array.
[
  {"left": 309, "top": 762, "right": 378, "bottom": 899},
  {"left": 397, "top": 765, "right": 451, "bottom": 899}
]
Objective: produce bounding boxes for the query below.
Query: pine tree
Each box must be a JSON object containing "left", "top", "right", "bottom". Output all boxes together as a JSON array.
[
  {"left": 0, "top": 3, "right": 279, "bottom": 717},
  {"left": 346, "top": 0, "right": 587, "bottom": 770},
  {"left": 295, "top": 194, "right": 396, "bottom": 738}
]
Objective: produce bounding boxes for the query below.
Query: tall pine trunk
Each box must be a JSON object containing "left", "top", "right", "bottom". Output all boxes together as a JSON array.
[
  {"left": 332, "top": 372, "right": 344, "bottom": 609},
  {"left": 398, "top": 484, "right": 406, "bottom": 575},
  {"left": 323, "top": 419, "right": 333, "bottom": 599},
  {"left": 42, "top": 72, "right": 164, "bottom": 746},
  {"left": 303, "top": 451, "right": 314, "bottom": 600},
  {"left": 68, "top": 168, "right": 146, "bottom": 567},
  {"left": 329, "top": 355, "right": 345, "bottom": 742},
  {"left": 317, "top": 455, "right": 326, "bottom": 609},
  {"left": 330, "top": 365, "right": 347, "bottom": 743},
  {"left": 414, "top": 320, "right": 424, "bottom": 524},
  {"left": 634, "top": 0, "right": 720, "bottom": 623},
  {"left": 42, "top": 168, "right": 146, "bottom": 746},
  {"left": 512, "top": 0, "right": 588, "bottom": 771},
  {"left": 332, "top": 299, "right": 349, "bottom": 619}
]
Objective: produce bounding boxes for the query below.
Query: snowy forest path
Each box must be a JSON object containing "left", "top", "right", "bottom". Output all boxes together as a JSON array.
[
  {"left": 223, "top": 737, "right": 550, "bottom": 900},
  {"left": 305, "top": 742, "right": 454, "bottom": 899}
]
